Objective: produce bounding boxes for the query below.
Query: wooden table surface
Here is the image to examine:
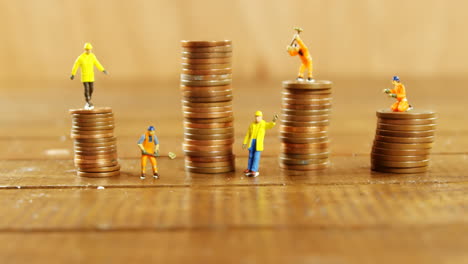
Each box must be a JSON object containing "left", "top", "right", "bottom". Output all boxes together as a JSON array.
[{"left": 0, "top": 78, "right": 467, "bottom": 263}]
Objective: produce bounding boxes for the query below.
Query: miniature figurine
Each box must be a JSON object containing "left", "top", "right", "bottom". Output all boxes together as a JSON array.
[
  {"left": 242, "top": 111, "right": 278, "bottom": 177},
  {"left": 287, "top": 27, "right": 313, "bottom": 82},
  {"left": 137, "top": 126, "right": 160, "bottom": 179},
  {"left": 383, "top": 76, "right": 412, "bottom": 112},
  {"left": 70, "top": 42, "right": 108, "bottom": 110}
]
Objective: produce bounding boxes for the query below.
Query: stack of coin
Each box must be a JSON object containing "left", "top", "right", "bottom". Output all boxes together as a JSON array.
[
  {"left": 279, "top": 80, "right": 333, "bottom": 170},
  {"left": 180, "top": 40, "right": 235, "bottom": 174},
  {"left": 371, "top": 109, "right": 436, "bottom": 173},
  {"left": 69, "top": 107, "right": 120, "bottom": 177}
]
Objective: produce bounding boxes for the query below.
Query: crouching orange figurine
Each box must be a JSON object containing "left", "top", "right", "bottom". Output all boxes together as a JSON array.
[
  {"left": 384, "top": 76, "right": 412, "bottom": 112},
  {"left": 287, "top": 27, "right": 313, "bottom": 81}
]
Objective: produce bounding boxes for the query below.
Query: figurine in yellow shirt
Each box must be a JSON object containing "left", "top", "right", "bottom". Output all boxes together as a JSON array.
[
  {"left": 70, "top": 43, "right": 108, "bottom": 109},
  {"left": 242, "top": 111, "right": 278, "bottom": 177},
  {"left": 384, "top": 76, "right": 412, "bottom": 112},
  {"left": 287, "top": 27, "right": 313, "bottom": 81}
]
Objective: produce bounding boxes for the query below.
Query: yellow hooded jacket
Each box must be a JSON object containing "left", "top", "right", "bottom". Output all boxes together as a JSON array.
[
  {"left": 71, "top": 52, "right": 105, "bottom": 82},
  {"left": 243, "top": 120, "right": 276, "bottom": 151}
]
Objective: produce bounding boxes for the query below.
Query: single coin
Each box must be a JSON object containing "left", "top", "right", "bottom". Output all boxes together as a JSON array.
[
  {"left": 371, "top": 153, "right": 429, "bottom": 162},
  {"left": 279, "top": 162, "right": 330, "bottom": 171},
  {"left": 181, "top": 57, "right": 232, "bottom": 64},
  {"left": 283, "top": 88, "right": 332, "bottom": 95},
  {"left": 372, "top": 147, "right": 431, "bottom": 156},
  {"left": 74, "top": 149, "right": 117, "bottom": 155},
  {"left": 282, "top": 80, "right": 332, "bottom": 90},
  {"left": 282, "top": 91, "right": 332, "bottom": 99},
  {"left": 281, "top": 148, "right": 329, "bottom": 155},
  {"left": 373, "top": 141, "right": 433, "bottom": 150},
  {"left": 74, "top": 142, "right": 116, "bottom": 148},
  {"left": 281, "top": 126, "right": 329, "bottom": 133},
  {"left": 184, "top": 127, "right": 234, "bottom": 135},
  {"left": 184, "top": 122, "right": 233, "bottom": 129},
  {"left": 185, "top": 160, "right": 235, "bottom": 168},
  {"left": 371, "top": 159, "right": 430, "bottom": 168},
  {"left": 183, "top": 90, "right": 232, "bottom": 98},
  {"left": 282, "top": 142, "right": 329, "bottom": 149},
  {"left": 183, "top": 144, "right": 232, "bottom": 152},
  {"left": 77, "top": 161, "right": 119, "bottom": 168},
  {"left": 282, "top": 109, "right": 332, "bottom": 116},
  {"left": 280, "top": 136, "right": 329, "bottom": 144},
  {"left": 280, "top": 132, "right": 328, "bottom": 138},
  {"left": 72, "top": 125, "right": 115, "bottom": 131},
  {"left": 181, "top": 52, "right": 232, "bottom": 59},
  {"left": 183, "top": 111, "right": 233, "bottom": 119},
  {"left": 280, "top": 152, "right": 329, "bottom": 160},
  {"left": 182, "top": 106, "right": 232, "bottom": 113},
  {"left": 71, "top": 113, "right": 114, "bottom": 119},
  {"left": 184, "top": 133, "right": 233, "bottom": 140},
  {"left": 279, "top": 157, "right": 329, "bottom": 165},
  {"left": 371, "top": 165, "right": 428, "bottom": 174},
  {"left": 69, "top": 107, "right": 113, "bottom": 114},
  {"left": 377, "top": 123, "right": 437, "bottom": 132},
  {"left": 74, "top": 158, "right": 119, "bottom": 165},
  {"left": 281, "top": 120, "right": 330, "bottom": 127},
  {"left": 283, "top": 103, "right": 332, "bottom": 110},
  {"left": 71, "top": 133, "right": 114, "bottom": 139},
  {"left": 181, "top": 63, "right": 231, "bottom": 70},
  {"left": 378, "top": 117, "right": 437, "bottom": 125},
  {"left": 184, "top": 150, "right": 233, "bottom": 157},
  {"left": 376, "top": 129, "right": 435, "bottom": 138},
  {"left": 185, "top": 166, "right": 235, "bottom": 174},
  {"left": 181, "top": 79, "right": 231, "bottom": 87},
  {"left": 72, "top": 117, "right": 115, "bottom": 123},
  {"left": 74, "top": 153, "right": 118, "bottom": 160},
  {"left": 181, "top": 40, "right": 232, "bottom": 47},
  {"left": 77, "top": 170, "right": 120, "bottom": 178},
  {"left": 185, "top": 155, "right": 235, "bottom": 163},
  {"left": 181, "top": 69, "right": 232, "bottom": 75},
  {"left": 182, "top": 100, "right": 232, "bottom": 107},
  {"left": 183, "top": 95, "right": 233, "bottom": 103},
  {"left": 79, "top": 165, "right": 121, "bottom": 173},
  {"left": 72, "top": 122, "right": 114, "bottom": 128},
  {"left": 376, "top": 109, "right": 436, "bottom": 119},
  {"left": 182, "top": 46, "right": 233, "bottom": 53},
  {"left": 181, "top": 73, "right": 232, "bottom": 81},
  {"left": 374, "top": 135, "right": 435, "bottom": 144},
  {"left": 282, "top": 98, "right": 332, "bottom": 105},
  {"left": 281, "top": 114, "right": 328, "bottom": 122},
  {"left": 185, "top": 116, "right": 234, "bottom": 124},
  {"left": 184, "top": 138, "right": 234, "bottom": 146},
  {"left": 71, "top": 129, "right": 114, "bottom": 135},
  {"left": 74, "top": 145, "right": 116, "bottom": 151}
]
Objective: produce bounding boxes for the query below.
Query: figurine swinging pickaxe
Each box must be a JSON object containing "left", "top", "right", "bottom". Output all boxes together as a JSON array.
[{"left": 289, "top": 27, "right": 304, "bottom": 46}]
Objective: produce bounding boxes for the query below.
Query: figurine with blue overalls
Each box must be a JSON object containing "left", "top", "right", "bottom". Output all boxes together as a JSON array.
[
  {"left": 137, "top": 126, "right": 160, "bottom": 179},
  {"left": 243, "top": 111, "right": 278, "bottom": 177},
  {"left": 70, "top": 42, "right": 108, "bottom": 110}
]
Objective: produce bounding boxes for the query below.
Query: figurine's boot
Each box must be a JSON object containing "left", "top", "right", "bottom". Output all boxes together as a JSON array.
[
  {"left": 153, "top": 172, "right": 159, "bottom": 179},
  {"left": 140, "top": 173, "right": 146, "bottom": 179}
]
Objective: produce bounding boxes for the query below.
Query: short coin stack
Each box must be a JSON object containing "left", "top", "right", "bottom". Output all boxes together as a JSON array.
[
  {"left": 69, "top": 107, "right": 120, "bottom": 177},
  {"left": 279, "top": 80, "right": 332, "bottom": 170},
  {"left": 371, "top": 109, "right": 437, "bottom": 173},
  {"left": 180, "top": 40, "right": 235, "bottom": 174}
]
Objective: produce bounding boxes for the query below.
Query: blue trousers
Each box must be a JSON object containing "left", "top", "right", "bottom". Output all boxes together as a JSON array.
[{"left": 247, "top": 139, "right": 262, "bottom": 172}]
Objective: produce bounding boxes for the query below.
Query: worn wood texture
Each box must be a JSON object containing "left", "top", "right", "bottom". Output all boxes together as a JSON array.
[{"left": 0, "top": 79, "right": 467, "bottom": 263}]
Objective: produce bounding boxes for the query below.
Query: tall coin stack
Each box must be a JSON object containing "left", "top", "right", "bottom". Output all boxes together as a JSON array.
[
  {"left": 279, "top": 80, "right": 332, "bottom": 170},
  {"left": 371, "top": 109, "right": 436, "bottom": 173},
  {"left": 69, "top": 107, "right": 120, "bottom": 177},
  {"left": 180, "top": 40, "right": 235, "bottom": 174}
]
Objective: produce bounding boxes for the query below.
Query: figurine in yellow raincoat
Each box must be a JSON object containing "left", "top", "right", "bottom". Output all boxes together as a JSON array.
[
  {"left": 70, "top": 42, "right": 108, "bottom": 109},
  {"left": 137, "top": 126, "right": 160, "bottom": 179},
  {"left": 242, "top": 111, "right": 278, "bottom": 177},
  {"left": 287, "top": 27, "right": 313, "bottom": 81},
  {"left": 384, "top": 76, "right": 412, "bottom": 112}
]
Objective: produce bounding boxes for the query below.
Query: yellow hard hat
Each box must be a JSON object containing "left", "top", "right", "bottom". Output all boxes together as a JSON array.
[
  {"left": 83, "top": 42, "right": 93, "bottom": 50},
  {"left": 255, "top": 111, "right": 263, "bottom": 116}
]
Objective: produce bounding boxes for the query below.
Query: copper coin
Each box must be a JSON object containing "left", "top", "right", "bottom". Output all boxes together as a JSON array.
[
  {"left": 376, "top": 129, "right": 435, "bottom": 138},
  {"left": 373, "top": 141, "right": 433, "bottom": 150},
  {"left": 72, "top": 125, "right": 115, "bottom": 131},
  {"left": 281, "top": 148, "right": 329, "bottom": 155},
  {"left": 77, "top": 161, "right": 119, "bottom": 168},
  {"left": 183, "top": 144, "right": 232, "bottom": 152},
  {"left": 182, "top": 46, "right": 233, "bottom": 53},
  {"left": 279, "top": 162, "right": 330, "bottom": 171},
  {"left": 185, "top": 166, "right": 235, "bottom": 174},
  {"left": 182, "top": 100, "right": 232, "bottom": 107},
  {"left": 282, "top": 142, "right": 330, "bottom": 149},
  {"left": 182, "top": 69, "right": 232, "bottom": 75},
  {"left": 71, "top": 129, "right": 114, "bottom": 135},
  {"left": 77, "top": 170, "right": 120, "bottom": 178},
  {"left": 184, "top": 133, "right": 233, "bottom": 140},
  {"left": 282, "top": 98, "right": 332, "bottom": 105},
  {"left": 374, "top": 135, "right": 435, "bottom": 144},
  {"left": 282, "top": 91, "right": 332, "bottom": 99},
  {"left": 281, "top": 114, "right": 328, "bottom": 122},
  {"left": 74, "top": 145, "right": 116, "bottom": 151},
  {"left": 181, "top": 57, "right": 232, "bottom": 64},
  {"left": 378, "top": 117, "right": 437, "bottom": 125},
  {"left": 184, "top": 138, "right": 234, "bottom": 146},
  {"left": 181, "top": 52, "right": 232, "bottom": 59},
  {"left": 181, "top": 73, "right": 232, "bottom": 81},
  {"left": 69, "top": 107, "right": 113, "bottom": 114},
  {"left": 71, "top": 133, "right": 114, "bottom": 139},
  {"left": 280, "top": 126, "right": 328, "bottom": 133},
  {"left": 183, "top": 95, "right": 233, "bottom": 103},
  {"left": 376, "top": 109, "right": 436, "bottom": 119},
  {"left": 283, "top": 103, "right": 332, "bottom": 110},
  {"left": 181, "top": 79, "right": 231, "bottom": 87},
  {"left": 183, "top": 111, "right": 233, "bottom": 119},
  {"left": 183, "top": 90, "right": 232, "bottom": 98},
  {"left": 181, "top": 40, "right": 232, "bottom": 47},
  {"left": 72, "top": 121, "right": 114, "bottom": 127},
  {"left": 281, "top": 120, "right": 330, "bottom": 127},
  {"left": 280, "top": 136, "right": 328, "bottom": 144},
  {"left": 74, "top": 148, "right": 116, "bottom": 154},
  {"left": 184, "top": 127, "right": 234, "bottom": 135},
  {"left": 282, "top": 109, "right": 332, "bottom": 116},
  {"left": 282, "top": 80, "right": 332, "bottom": 90},
  {"left": 280, "top": 132, "right": 328, "bottom": 138},
  {"left": 283, "top": 88, "right": 332, "bottom": 95},
  {"left": 377, "top": 123, "right": 436, "bottom": 131},
  {"left": 372, "top": 147, "right": 431, "bottom": 156},
  {"left": 79, "top": 165, "right": 121, "bottom": 173},
  {"left": 185, "top": 116, "right": 234, "bottom": 124},
  {"left": 185, "top": 155, "right": 235, "bottom": 163},
  {"left": 72, "top": 117, "right": 115, "bottom": 123},
  {"left": 280, "top": 153, "right": 329, "bottom": 160},
  {"left": 371, "top": 166, "right": 428, "bottom": 174},
  {"left": 279, "top": 157, "right": 329, "bottom": 165},
  {"left": 182, "top": 106, "right": 232, "bottom": 113},
  {"left": 184, "top": 122, "right": 233, "bottom": 129},
  {"left": 71, "top": 113, "right": 114, "bottom": 119},
  {"left": 74, "top": 158, "right": 119, "bottom": 165},
  {"left": 371, "top": 159, "right": 430, "bottom": 168},
  {"left": 74, "top": 154, "right": 118, "bottom": 160},
  {"left": 184, "top": 150, "right": 233, "bottom": 157},
  {"left": 371, "top": 153, "right": 429, "bottom": 162},
  {"left": 74, "top": 141, "right": 116, "bottom": 147},
  {"left": 181, "top": 63, "right": 231, "bottom": 70},
  {"left": 185, "top": 160, "right": 235, "bottom": 168}
]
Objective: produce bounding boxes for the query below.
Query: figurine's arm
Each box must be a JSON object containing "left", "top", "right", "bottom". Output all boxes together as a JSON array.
[
  {"left": 94, "top": 56, "right": 107, "bottom": 74},
  {"left": 294, "top": 35, "right": 307, "bottom": 50},
  {"left": 265, "top": 115, "right": 279, "bottom": 129},
  {"left": 137, "top": 135, "right": 146, "bottom": 153},
  {"left": 242, "top": 125, "right": 252, "bottom": 149},
  {"left": 154, "top": 136, "right": 160, "bottom": 156},
  {"left": 70, "top": 57, "right": 80, "bottom": 80}
]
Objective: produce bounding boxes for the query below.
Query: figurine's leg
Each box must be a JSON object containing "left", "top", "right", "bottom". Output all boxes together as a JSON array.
[
  {"left": 398, "top": 100, "right": 409, "bottom": 112},
  {"left": 390, "top": 101, "right": 399, "bottom": 112},
  {"left": 88, "top": 82, "right": 94, "bottom": 101},
  {"left": 297, "top": 63, "right": 306, "bottom": 79},
  {"left": 251, "top": 151, "right": 262, "bottom": 172},
  {"left": 140, "top": 155, "right": 148, "bottom": 178},
  {"left": 306, "top": 60, "right": 313, "bottom": 80},
  {"left": 247, "top": 147, "right": 254, "bottom": 171},
  {"left": 149, "top": 156, "right": 159, "bottom": 178},
  {"left": 83, "top": 82, "right": 90, "bottom": 103}
]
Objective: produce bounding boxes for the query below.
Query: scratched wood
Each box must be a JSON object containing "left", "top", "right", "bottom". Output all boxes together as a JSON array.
[{"left": 0, "top": 80, "right": 467, "bottom": 263}]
